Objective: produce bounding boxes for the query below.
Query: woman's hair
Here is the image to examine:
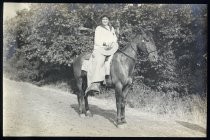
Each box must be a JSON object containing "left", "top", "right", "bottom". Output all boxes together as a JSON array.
[
  {"left": 100, "top": 14, "right": 110, "bottom": 20},
  {"left": 99, "top": 14, "right": 112, "bottom": 29}
]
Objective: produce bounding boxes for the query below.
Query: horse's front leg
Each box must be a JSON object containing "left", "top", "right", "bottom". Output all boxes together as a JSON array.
[
  {"left": 121, "top": 84, "right": 131, "bottom": 124},
  {"left": 115, "top": 83, "right": 123, "bottom": 126},
  {"left": 84, "top": 95, "right": 93, "bottom": 117}
]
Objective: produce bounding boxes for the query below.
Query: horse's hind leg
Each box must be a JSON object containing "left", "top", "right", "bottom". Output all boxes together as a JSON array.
[
  {"left": 81, "top": 75, "right": 92, "bottom": 117},
  {"left": 76, "top": 77, "right": 85, "bottom": 117}
]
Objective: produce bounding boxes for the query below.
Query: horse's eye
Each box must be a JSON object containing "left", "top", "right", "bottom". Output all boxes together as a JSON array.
[{"left": 143, "top": 38, "right": 149, "bottom": 42}]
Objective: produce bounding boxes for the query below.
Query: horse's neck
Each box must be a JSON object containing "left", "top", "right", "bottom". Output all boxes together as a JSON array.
[
  {"left": 123, "top": 43, "right": 138, "bottom": 60},
  {"left": 119, "top": 43, "right": 137, "bottom": 76}
]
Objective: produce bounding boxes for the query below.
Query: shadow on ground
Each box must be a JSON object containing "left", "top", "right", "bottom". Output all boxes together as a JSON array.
[
  {"left": 176, "top": 121, "right": 206, "bottom": 134},
  {"left": 71, "top": 104, "right": 117, "bottom": 127}
]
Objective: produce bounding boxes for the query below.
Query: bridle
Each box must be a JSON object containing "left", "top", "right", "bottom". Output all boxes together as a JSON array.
[{"left": 118, "top": 42, "right": 158, "bottom": 62}]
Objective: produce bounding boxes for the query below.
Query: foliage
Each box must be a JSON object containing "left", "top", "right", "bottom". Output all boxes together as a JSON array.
[
  {"left": 3, "top": 4, "right": 207, "bottom": 96},
  {"left": 118, "top": 4, "right": 207, "bottom": 96}
]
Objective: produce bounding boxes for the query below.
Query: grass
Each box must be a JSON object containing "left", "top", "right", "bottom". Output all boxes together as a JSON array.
[
  {"left": 44, "top": 79, "right": 206, "bottom": 127},
  {"left": 125, "top": 82, "right": 207, "bottom": 127}
]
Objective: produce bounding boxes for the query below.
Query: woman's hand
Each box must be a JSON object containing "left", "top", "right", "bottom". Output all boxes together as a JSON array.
[
  {"left": 105, "top": 46, "right": 112, "bottom": 50},
  {"left": 103, "top": 42, "right": 112, "bottom": 50},
  {"left": 103, "top": 42, "right": 107, "bottom": 46}
]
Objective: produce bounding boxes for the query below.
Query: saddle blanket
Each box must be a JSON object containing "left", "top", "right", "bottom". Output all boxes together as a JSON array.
[{"left": 81, "top": 59, "right": 90, "bottom": 72}]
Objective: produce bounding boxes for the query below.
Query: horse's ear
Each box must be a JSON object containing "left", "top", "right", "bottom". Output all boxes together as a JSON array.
[
  {"left": 139, "top": 26, "right": 146, "bottom": 35},
  {"left": 146, "top": 30, "right": 153, "bottom": 38},
  {"left": 138, "top": 26, "right": 149, "bottom": 40},
  {"left": 139, "top": 26, "right": 154, "bottom": 38}
]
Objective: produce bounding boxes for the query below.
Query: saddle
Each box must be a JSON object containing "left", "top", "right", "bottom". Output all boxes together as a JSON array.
[{"left": 82, "top": 42, "right": 118, "bottom": 72}]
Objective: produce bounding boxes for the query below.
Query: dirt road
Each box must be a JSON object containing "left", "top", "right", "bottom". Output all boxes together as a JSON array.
[{"left": 3, "top": 78, "right": 206, "bottom": 137}]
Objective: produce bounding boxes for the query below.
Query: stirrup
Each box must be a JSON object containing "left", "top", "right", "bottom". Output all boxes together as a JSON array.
[
  {"left": 105, "top": 75, "right": 112, "bottom": 86},
  {"left": 85, "top": 83, "right": 100, "bottom": 96}
]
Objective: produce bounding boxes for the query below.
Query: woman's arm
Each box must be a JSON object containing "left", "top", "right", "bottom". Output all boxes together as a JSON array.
[
  {"left": 112, "top": 27, "right": 117, "bottom": 42},
  {"left": 94, "top": 26, "right": 104, "bottom": 46}
]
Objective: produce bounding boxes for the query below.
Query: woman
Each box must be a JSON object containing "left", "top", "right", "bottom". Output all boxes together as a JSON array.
[{"left": 85, "top": 14, "right": 119, "bottom": 95}]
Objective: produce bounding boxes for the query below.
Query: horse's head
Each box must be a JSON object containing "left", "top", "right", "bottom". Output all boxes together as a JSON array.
[{"left": 133, "top": 28, "right": 158, "bottom": 62}]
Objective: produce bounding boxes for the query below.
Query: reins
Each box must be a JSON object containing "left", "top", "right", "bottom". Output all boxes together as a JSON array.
[
  {"left": 118, "top": 44, "right": 158, "bottom": 62},
  {"left": 118, "top": 49, "right": 137, "bottom": 62},
  {"left": 118, "top": 44, "right": 137, "bottom": 62}
]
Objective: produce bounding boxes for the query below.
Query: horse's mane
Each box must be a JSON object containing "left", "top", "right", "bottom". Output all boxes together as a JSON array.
[{"left": 117, "top": 27, "right": 154, "bottom": 53}]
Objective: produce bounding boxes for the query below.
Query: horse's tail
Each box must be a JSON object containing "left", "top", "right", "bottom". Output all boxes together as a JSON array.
[{"left": 72, "top": 54, "right": 88, "bottom": 92}]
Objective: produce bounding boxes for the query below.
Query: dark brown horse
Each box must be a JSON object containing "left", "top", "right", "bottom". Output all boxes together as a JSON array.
[{"left": 73, "top": 28, "right": 158, "bottom": 127}]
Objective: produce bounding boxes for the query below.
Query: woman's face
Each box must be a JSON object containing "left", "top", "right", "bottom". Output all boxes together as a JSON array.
[{"left": 101, "top": 17, "right": 109, "bottom": 26}]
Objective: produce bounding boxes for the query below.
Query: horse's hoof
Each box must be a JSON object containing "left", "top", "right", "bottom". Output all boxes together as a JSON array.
[
  {"left": 79, "top": 114, "right": 86, "bottom": 118},
  {"left": 117, "top": 123, "right": 127, "bottom": 129},
  {"left": 85, "top": 110, "right": 93, "bottom": 117},
  {"left": 121, "top": 119, "right": 127, "bottom": 124}
]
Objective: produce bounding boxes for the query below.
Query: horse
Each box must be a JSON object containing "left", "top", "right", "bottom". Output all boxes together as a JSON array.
[{"left": 72, "top": 28, "right": 158, "bottom": 127}]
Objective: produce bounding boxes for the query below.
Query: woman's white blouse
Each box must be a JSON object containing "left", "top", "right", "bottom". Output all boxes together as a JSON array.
[{"left": 94, "top": 26, "right": 117, "bottom": 50}]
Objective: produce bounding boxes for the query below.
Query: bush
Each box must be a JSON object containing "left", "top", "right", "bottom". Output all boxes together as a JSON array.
[{"left": 4, "top": 4, "right": 207, "bottom": 93}]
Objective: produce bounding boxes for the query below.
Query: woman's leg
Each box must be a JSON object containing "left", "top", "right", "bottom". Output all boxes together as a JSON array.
[{"left": 86, "top": 50, "right": 106, "bottom": 94}]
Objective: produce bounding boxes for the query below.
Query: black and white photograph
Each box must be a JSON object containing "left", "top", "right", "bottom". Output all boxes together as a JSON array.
[{"left": 3, "top": 3, "right": 207, "bottom": 137}]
